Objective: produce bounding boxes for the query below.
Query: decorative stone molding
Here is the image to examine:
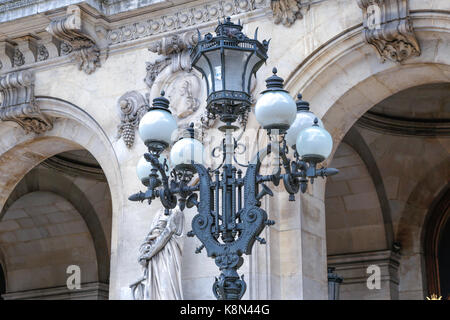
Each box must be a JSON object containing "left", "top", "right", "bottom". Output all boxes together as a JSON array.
[
  {"left": 145, "top": 30, "right": 210, "bottom": 134},
  {"left": 2, "top": 282, "right": 109, "bottom": 300},
  {"left": 116, "top": 91, "right": 149, "bottom": 148},
  {"left": 357, "top": 0, "right": 421, "bottom": 63},
  {"left": 106, "top": 0, "right": 270, "bottom": 45},
  {"left": 0, "top": 70, "right": 53, "bottom": 134},
  {"left": 12, "top": 48, "right": 25, "bottom": 67},
  {"left": 144, "top": 31, "right": 197, "bottom": 90},
  {"left": 271, "top": 0, "right": 303, "bottom": 27},
  {"left": 0, "top": 41, "right": 15, "bottom": 71},
  {"left": 46, "top": 5, "right": 101, "bottom": 74},
  {"left": 144, "top": 58, "right": 172, "bottom": 92},
  {"left": 41, "top": 155, "right": 106, "bottom": 181},
  {"left": 356, "top": 111, "right": 450, "bottom": 137},
  {"left": 328, "top": 250, "right": 400, "bottom": 299}
]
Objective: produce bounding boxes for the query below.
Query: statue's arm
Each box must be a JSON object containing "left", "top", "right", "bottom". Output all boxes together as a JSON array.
[{"left": 139, "top": 213, "right": 180, "bottom": 262}]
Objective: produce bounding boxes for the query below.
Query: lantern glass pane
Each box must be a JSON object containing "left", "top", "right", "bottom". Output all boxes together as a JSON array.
[
  {"left": 224, "top": 49, "right": 251, "bottom": 92},
  {"left": 194, "top": 54, "right": 211, "bottom": 95},
  {"left": 244, "top": 53, "right": 262, "bottom": 92},
  {"left": 204, "top": 50, "right": 223, "bottom": 91}
]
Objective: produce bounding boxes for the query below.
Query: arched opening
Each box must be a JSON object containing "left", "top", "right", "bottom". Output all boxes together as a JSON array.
[
  {"left": 424, "top": 186, "right": 450, "bottom": 299},
  {"left": 0, "top": 149, "right": 112, "bottom": 299},
  {"left": 281, "top": 14, "right": 450, "bottom": 299},
  {"left": 0, "top": 97, "right": 123, "bottom": 299},
  {"left": 325, "top": 82, "right": 449, "bottom": 299}
]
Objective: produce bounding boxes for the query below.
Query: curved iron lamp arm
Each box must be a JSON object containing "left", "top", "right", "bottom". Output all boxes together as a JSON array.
[{"left": 129, "top": 134, "right": 338, "bottom": 300}]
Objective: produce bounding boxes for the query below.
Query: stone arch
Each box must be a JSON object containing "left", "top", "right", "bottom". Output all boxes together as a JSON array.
[
  {"left": 325, "top": 141, "right": 386, "bottom": 254},
  {"left": 0, "top": 246, "right": 6, "bottom": 295},
  {"left": 422, "top": 184, "right": 450, "bottom": 297},
  {"left": 390, "top": 159, "right": 450, "bottom": 298},
  {"left": 397, "top": 159, "right": 450, "bottom": 253},
  {"left": 284, "top": 12, "right": 450, "bottom": 158},
  {"left": 342, "top": 127, "right": 394, "bottom": 249},
  {"left": 0, "top": 96, "right": 123, "bottom": 293},
  {"left": 0, "top": 168, "right": 110, "bottom": 283},
  {"left": 282, "top": 11, "right": 450, "bottom": 299}
]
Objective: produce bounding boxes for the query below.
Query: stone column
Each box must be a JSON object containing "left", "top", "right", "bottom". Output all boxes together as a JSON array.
[{"left": 267, "top": 178, "right": 328, "bottom": 299}]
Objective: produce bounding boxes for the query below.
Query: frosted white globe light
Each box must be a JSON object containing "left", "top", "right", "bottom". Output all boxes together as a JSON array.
[
  {"left": 139, "top": 109, "right": 177, "bottom": 145},
  {"left": 254, "top": 68, "right": 297, "bottom": 131},
  {"left": 138, "top": 92, "right": 177, "bottom": 148},
  {"left": 296, "top": 119, "right": 333, "bottom": 163},
  {"left": 136, "top": 154, "right": 170, "bottom": 185},
  {"left": 170, "top": 138, "right": 204, "bottom": 168},
  {"left": 285, "top": 94, "right": 324, "bottom": 147}
]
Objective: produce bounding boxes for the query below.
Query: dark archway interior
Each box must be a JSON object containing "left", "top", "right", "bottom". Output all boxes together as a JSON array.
[
  {"left": 438, "top": 217, "right": 450, "bottom": 298},
  {"left": 0, "top": 263, "right": 5, "bottom": 300},
  {"left": 0, "top": 149, "right": 112, "bottom": 299}
]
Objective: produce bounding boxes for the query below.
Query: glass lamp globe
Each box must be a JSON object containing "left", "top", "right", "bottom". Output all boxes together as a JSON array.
[
  {"left": 170, "top": 124, "right": 204, "bottom": 168},
  {"left": 285, "top": 94, "right": 324, "bottom": 147},
  {"left": 296, "top": 119, "right": 333, "bottom": 163},
  {"left": 138, "top": 91, "right": 177, "bottom": 149},
  {"left": 254, "top": 68, "right": 297, "bottom": 131},
  {"left": 136, "top": 154, "right": 169, "bottom": 186}
]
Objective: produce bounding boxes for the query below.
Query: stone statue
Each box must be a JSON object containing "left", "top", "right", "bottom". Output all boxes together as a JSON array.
[{"left": 130, "top": 207, "right": 184, "bottom": 300}]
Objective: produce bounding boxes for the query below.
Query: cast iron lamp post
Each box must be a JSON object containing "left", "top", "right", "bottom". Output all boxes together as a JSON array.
[{"left": 130, "top": 17, "right": 338, "bottom": 300}]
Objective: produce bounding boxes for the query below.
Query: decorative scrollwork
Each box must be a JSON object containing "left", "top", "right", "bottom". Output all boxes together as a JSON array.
[
  {"left": 357, "top": 0, "right": 421, "bottom": 63},
  {"left": 0, "top": 70, "right": 52, "bottom": 134},
  {"left": 46, "top": 5, "right": 102, "bottom": 74},
  {"left": 271, "top": 0, "right": 303, "bottom": 27},
  {"left": 116, "top": 91, "right": 149, "bottom": 148}
]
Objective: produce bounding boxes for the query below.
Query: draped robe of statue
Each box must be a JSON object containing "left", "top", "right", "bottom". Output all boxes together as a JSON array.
[{"left": 130, "top": 207, "right": 184, "bottom": 300}]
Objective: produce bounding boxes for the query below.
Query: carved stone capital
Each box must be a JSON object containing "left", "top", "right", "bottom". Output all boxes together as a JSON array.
[
  {"left": 116, "top": 91, "right": 149, "bottom": 148},
  {"left": 357, "top": 0, "right": 421, "bottom": 63},
  {"left": 271, "top": 0, "right": 303, "bottom": 27},
  {"left": 0, "top": 70, "right": 52, "bottom": 134},
  {"left": 46, "top": 5, "right": 101, "bottom": 74}
]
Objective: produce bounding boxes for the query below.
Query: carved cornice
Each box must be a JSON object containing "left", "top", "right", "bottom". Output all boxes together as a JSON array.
[
  {"left": 356, "top": 112, "right": 450, "bottom": 136},
  {"left": 106, "top": 0, "right": 269, "bottom": 46},
  {"left": 357, "top": 0, "right": 421, "bottom": 63},
  {"left": 116, "top": 91, "right": 149, "bottom": 148},
  {"left": 46, "top": 5, "right": 102, "bottom": 74},
  {"left": 0, "top": 1, "right": 269, "bottom": 73},
  {"left": 0, "top": 69, "right": 53, "bottom": 134}
]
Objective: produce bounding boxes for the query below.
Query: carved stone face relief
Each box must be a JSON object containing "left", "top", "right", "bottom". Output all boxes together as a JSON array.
[{"left": 152, "top": 70, "right": 204, "bottom": 126}]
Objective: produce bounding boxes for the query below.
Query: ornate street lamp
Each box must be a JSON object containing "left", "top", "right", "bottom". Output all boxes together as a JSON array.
[{"left": 130, "top": 17, "right": 338, "bottom": 300}]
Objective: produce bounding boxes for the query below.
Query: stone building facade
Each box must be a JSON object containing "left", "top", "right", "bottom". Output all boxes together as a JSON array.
[{"left": 0, "top": 0, "right": 448, "bottom": 300}]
